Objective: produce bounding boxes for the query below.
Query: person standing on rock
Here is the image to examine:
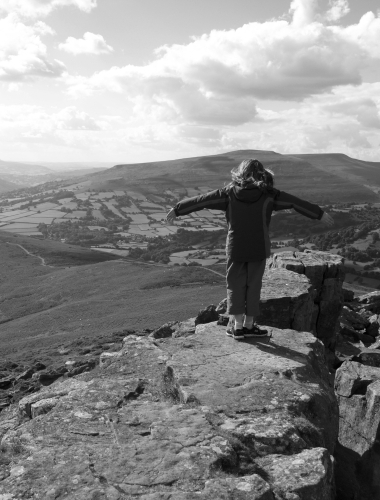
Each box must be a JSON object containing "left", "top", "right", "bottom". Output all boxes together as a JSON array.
[{"left": 166, "top": 158, "right": 334, "bottom": 340}]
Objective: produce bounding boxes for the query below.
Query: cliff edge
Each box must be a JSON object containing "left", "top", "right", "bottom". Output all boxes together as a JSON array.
[{"left": 0, "top": 251, "right": 344, "bottom": 500}]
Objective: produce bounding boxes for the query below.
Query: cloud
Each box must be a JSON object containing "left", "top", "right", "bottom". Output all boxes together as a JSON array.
[
  {"left": 64, "top": 4, "right": 380, "bottom": 135},
  {"left": 325, "top": 0, "right": 350, "bottom": 22},
  {"left": 59, "top": 32, "right": 113, "bottom": 55},
  {"left": 0, "top": 14, "right": 65, "bottom": 81},
  {"left": 53, "top": 106, "right": 102, "bottom": 130},
  {"left": 342, "top": 11, "right": 380, "bottom": 59},
  {"left": 0, "top": 104, "right": 102, "bottom": 137},
  {"left": 289, "top": 0, "right": 318, "bottom": 27},
  {"left": 324, "top": 98, "right": 380, "bottom": 128},
  {"left": 0, "top": 0, "right": 97, "bottom": 18},
  {"left": 2, "top": 0, "right": 380, "bottom": 162}
]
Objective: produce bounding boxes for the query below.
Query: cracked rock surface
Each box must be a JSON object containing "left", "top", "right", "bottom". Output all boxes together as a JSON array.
[
  {"left": 0, "top": 325, "right": 338, "bottom": 499},
  {"left": 269, "top": 250, "right": 344, "bottom": 350},
  {"left": 334, "top": 360, "right": 380, "bottom": 499}
]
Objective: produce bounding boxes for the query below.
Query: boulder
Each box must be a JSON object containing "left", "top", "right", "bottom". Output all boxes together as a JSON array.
[
  {"left": 356, "top": 291, "right": 380, "bottom": 314},
  {"left": 342, "top": 288, "right": 355, "bottom": 302},
  {"left": 352, "top": 350, "right": 380, "bottom": 368},
  {"left": 0, "top": 376, "right": 15, "bottom": 390},
  {"left": 171, "top": 318, "right": 196, "bottom": 338},
  {"left": 269, "top": 250, "right": 344, "bottom": 350},
  {"left": 194, "top": 304, "right": 219, "bottom": 325},
  {"left": 258, "top": 267, "right": 314, "bottom": 332},
  {"left": 340, "top": 306, "right": 369, "bottom": 330},
  {"left": 335, "top": 360, "right": 380, "bottom": 499},
  {"left": 150, "top": 321, "right": 179, "bottom": 339},
  {"left": 67, "top": 358, "right": 97, "bottom": 377},
  {"left": 366, "top": 314, "right": 380, "bottom": 338},
  {"left": 256, "top": 448, "right": 334, "bottom": 500},
  {"left": 339, "top": 323, "right": 375, "bottom": 345},
  {"left": 33, "top": 366, "right": 68, "bottom": 385},
  {"left": 221, "top": 266, "right": 315, "bottom": 332}
]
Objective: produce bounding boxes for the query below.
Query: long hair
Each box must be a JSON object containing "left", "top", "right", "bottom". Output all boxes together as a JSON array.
[{"left": 230, "top": 158, "right": 274, "bottom": 192}]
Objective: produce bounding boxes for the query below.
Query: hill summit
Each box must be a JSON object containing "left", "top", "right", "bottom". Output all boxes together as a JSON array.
[{"left": 80, "top": 150, "right": 379, "bottom": 204}]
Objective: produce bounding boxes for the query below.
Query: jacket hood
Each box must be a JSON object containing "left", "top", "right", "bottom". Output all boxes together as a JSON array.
[{"left": 232, "top": 184, "right": 263, "bottom": 203}]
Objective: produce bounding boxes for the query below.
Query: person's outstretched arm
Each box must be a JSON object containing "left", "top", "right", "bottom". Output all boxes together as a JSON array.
[
  {"left": 166, "top": 188, "right": 228, "bottom": 223},
  {"left": 273, "top": 190, "right": 334, "bottom": 226}
]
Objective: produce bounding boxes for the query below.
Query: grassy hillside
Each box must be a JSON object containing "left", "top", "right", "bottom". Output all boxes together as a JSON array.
[
  {"left": 0, "top": 234, "right": 225, "bottom": 362},
  {"left": 0, "top": 177, "right": 21, "bottom": 193},
  {"left": 0, "top": 232, "right": 120, "bottom": 266},
  {"left": 288, "top": 153, "right": 380, "bottom": 187},
  {"left": 83, "top": 150, "right": 378, "bottom": 203}
]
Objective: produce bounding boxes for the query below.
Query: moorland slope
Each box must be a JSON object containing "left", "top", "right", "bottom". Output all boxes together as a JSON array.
[
  {"left": 0, "top": 233, "right": 225, "bottom": 365},
  {"left": 83, "top": 150, "right": 379, "bottom": 203},
  {"left": 288, "top": 153, "right": 380, "bottom": 188},
  {"left": 0, "top": 178, "right": 21, "bottom": 194}
]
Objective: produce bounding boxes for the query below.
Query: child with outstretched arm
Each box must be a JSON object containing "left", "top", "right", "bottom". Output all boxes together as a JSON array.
[{"left": 166, "top": 159, "right": 334, "bottom": 340}]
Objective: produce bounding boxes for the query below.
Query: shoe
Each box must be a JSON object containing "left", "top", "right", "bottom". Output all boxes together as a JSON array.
[
  {"left": 226, "top": 326, "right": 245, "bottom": 340},
  {"left": 243, "top": 325, "right": 269, "bottom": 337}
]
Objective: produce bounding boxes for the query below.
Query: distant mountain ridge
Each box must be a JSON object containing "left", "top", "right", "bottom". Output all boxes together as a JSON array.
[
  {"left": 0, "top": 159, "right": 52, "bottom": 176},
  {"left": 82, "top": 149, "right": 380, "bottom": 204},
  {"left": 2, "top": 150, "right": 379, "bottom": 203},
  {"left": 0, "top": 159, "right": 109, "bottom": 194}
]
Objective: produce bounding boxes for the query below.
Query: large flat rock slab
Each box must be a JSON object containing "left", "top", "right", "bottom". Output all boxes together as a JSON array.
[
  {"left": 164, "top": 323, "right": 338, "bottom": 456},
  {"left": 0, "top": 326, "right": 338, "bottom": 499}
]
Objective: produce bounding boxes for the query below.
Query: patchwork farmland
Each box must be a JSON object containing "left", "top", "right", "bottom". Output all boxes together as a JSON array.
[{"left": 0, "top": 185, "right": 228, "bottom": 266}]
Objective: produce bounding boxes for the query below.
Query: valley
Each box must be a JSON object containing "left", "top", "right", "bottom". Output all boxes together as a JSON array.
[
  {"left": 0, "top": 233, "right": 225, "bottom": 362},
  {"left": 2, "top": 148, "right": 380, "bottom": 363}
]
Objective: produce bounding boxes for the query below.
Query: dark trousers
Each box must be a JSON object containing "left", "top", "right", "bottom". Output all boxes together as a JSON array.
[{"left": 226, "top": 259, "right": 266, "bottom": 316}]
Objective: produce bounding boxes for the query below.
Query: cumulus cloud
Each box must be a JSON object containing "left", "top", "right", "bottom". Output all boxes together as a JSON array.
[
  {"left": 342, "top": 12, "right": 380, "bottom": 59},
  {"left": 2, "top": 0, "right": 379, "bottom": 161},
  {"left": 289, "top": 0, "right": 318, "bottom": 27},
  {"left": 0, "top": 0, "right": 97, "bottom": 18},
  {"left": 0, "top": 14, "right": 65, "bottom": 81},
  {"left": 52, "top": 106, "right": 102, "bottom": 130},
  {"left": 0, "top": 104, "right": 102, "bottom": 133},
  {"left": 325, "top": 0, "right": 350, "bottom": 22},
  {"left": 0, "top": 104, "right": 104, "bottom": 160},
  {"left": 59, "top": 32, "right": 113, "bottom": 55},
  {"left": 324, "top": 98, "right": 380, "bottom": 128},
  {"left": 65, "top": 5, "right": 380, "bottom": 133}
]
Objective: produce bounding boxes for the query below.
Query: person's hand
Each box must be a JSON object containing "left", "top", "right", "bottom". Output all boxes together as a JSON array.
[
  {"left": 165, "top": 208, "right": 177, "bottom": 224},
  {"left": 320, "top": 212, "right": 334, "bottom": 227}
]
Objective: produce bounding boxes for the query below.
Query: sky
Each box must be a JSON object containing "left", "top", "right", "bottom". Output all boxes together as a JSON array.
[{"left": 0, "top": 0, "right": 380, "bottom": 164}]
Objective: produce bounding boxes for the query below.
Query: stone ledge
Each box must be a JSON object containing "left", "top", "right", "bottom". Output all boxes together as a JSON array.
[
  {"left": 0, "top": 326, "right": 338, "bottom": 500},
  {"left": 269, "top": 250, "right": 345, "bottom": 350}
]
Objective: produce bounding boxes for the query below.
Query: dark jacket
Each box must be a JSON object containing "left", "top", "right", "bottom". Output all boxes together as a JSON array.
[{"left": 174, "top": 185, "right": 323, "bottom": 262}]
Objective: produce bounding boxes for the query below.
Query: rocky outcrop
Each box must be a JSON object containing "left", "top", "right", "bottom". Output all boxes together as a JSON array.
[
  {"left": 334, "top": 360, "right": 380, "bottom": 499},
  {"left": 268, "top": 250, "right": 345, "bottom": 351},
  {"left": 0, "top": 330, "right": 131, "bottom": 414},
  {"left": 0, "top": 321, "right": 338, "bottom": 499},
  {"left": 219, "top": 267, "right": 315, "bottom": 333},
  {"left": 218, "top": 251, "right": 344, "bottom": 353}
]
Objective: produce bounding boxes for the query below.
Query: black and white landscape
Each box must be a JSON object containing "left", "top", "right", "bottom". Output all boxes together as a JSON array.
[{"left": 1, "top": 0, "right": 380, "bottom": 499}]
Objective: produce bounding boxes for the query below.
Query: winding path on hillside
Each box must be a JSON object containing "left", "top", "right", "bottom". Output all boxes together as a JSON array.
[
  {"left": 7, "top": 240, "right": 225, "bottom": 278},
  {"left": 6, "top": 242, "right": 51, "bottom": 267},
  {"left": 115, "top": 256, "right": 225, "bottom": 278}
]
